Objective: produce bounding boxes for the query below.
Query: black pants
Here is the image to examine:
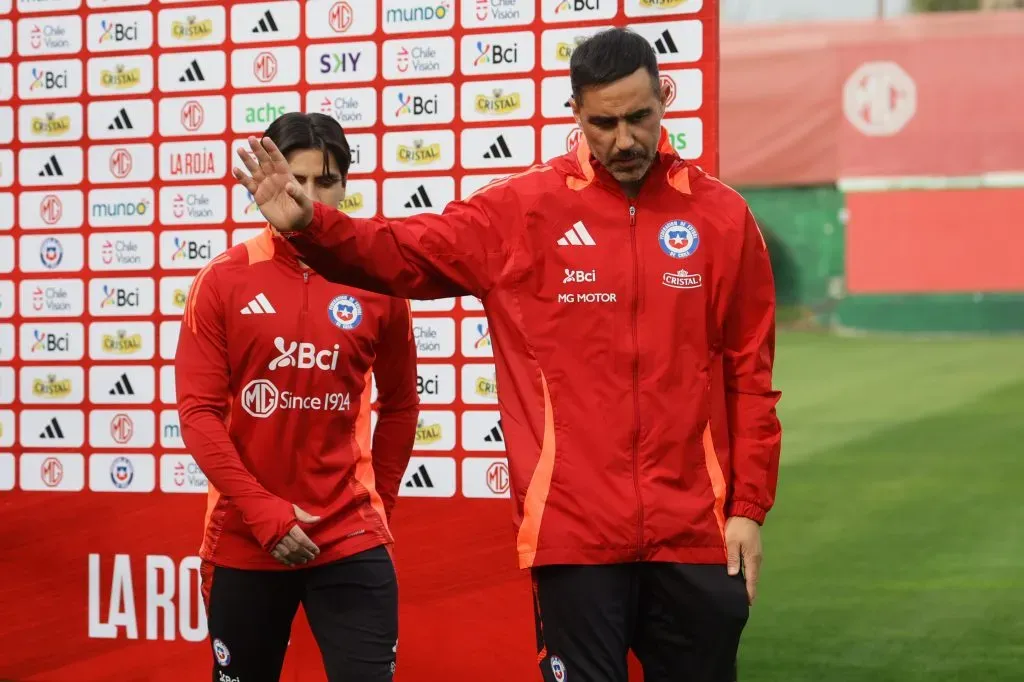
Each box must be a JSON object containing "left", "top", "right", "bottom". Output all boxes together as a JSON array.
[
  {"left": 202, "top": 545, "right": 398, "bottom": 682},
  {"left": 532, "top": 562, "right": 749, "bottom": 682}
]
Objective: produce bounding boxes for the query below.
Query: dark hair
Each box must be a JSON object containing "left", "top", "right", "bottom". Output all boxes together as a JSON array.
[
  {"left": 264, "top": 112, "right": 352, "bottom": 182},
  {"left": 569, "top": 28, "right": 660, "bottom": 105}
]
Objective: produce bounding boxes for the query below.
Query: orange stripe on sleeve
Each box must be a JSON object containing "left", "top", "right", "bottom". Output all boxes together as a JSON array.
[
  {"left": 351, "top": 371, "right": 389, "bottom": 530},
  {"left": 702, "top": 424, "right": 728, "bottom": 543}
]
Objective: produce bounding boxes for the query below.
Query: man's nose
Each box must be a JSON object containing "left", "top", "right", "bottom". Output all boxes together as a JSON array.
[{"left": 615, "top": 123, "right": 636, "bottom": 151}]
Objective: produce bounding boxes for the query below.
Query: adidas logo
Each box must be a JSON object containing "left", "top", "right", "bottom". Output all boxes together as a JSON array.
[
  {"left": 404, "top": 464, "right": 434, "bottom": 489},
  {"left": 483, "top": 135, "right": 513, "bottom": 160},
  {"left": 109, "top": 373, "right": 135, "bottom": 396},
  {"left": 38, "top": 155, "right": 64, "bottom": 177},
  {"left": 39, "top": 417, "right": 65, "bottom": 440},
  {"left": 252, "top": 10, "right": 279, "bottom": 33},
  {"left": 240, "top": 293, "right": 276, "bottom": 315},
  {"left": 107, "top": 108, "right": 133, "bottom": 130},
  {"left": 556, "top": 221, "right": 596, "bottom": 247},
  {"left": 484, "top": 418, "right": 504, "bottom": 443},
  {"left": 179, "top": 60, "right": 205, "bottom": 83},
  {"left": 654, "top": 29, "right": 678, "bottom": 55},
  {"left": 404, "top": 185, "right": 432, "bottom": 209}
]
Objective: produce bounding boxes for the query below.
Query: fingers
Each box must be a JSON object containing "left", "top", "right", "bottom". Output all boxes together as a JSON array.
[
  {"left": 271, "top": 544, "right": 293, "bottom": 567},
  {"left": 726, "top": 536, "right": 742, "bottom": 576},
  {"left": 292, "top": 504, "right": 321, "bottom": 524},
  {"left": 743, "top": 547, "right": 762, "bottom": 605},
  {"left": 289, "top": 526, "right": 320, "bottom": 558},
  {"left": 236, "top": 144, "right": 260, "bottom": 176},
  {"left": 248, "top": 135, "right": 272, "bottom": 167},
  {"left": 279, "top": 533, "right": 315, "bottom": 563},
  {"left": 232, "top": 167, "right": 258, "bottom": 194},
  {"left": 261, "top": 136, "right": 290, "bottom": 169}
]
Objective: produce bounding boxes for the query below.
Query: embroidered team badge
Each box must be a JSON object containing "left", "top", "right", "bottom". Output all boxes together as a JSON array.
[
  {"left": 213, "top": 638, "right": 231, "bottom": 667},
  {"left": 328, "top": 294, "right": 363, "bottom": 330},
  {"left": 658, "top": 219, "right": 700, "bottom": 259}
]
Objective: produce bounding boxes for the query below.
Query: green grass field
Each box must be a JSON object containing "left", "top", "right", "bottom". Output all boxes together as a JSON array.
[{"left": 740, "top": 331, "right": 1024, "bottom": 682}]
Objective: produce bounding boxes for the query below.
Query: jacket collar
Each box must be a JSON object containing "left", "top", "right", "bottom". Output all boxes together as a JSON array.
[
  {"left": 566, "top": 126, "right": 691, "bottom": 196},
  {"left": 247, "top": 226, "right": 308, "bottom": 273}
]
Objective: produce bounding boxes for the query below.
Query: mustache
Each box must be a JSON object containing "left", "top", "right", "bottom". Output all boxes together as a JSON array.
[{"left": 611, "top": 149, "right": 646, "bottom": 163}]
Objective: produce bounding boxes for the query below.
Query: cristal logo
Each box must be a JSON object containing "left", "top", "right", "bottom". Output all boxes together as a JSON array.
[
  {"left": 641, "top": 0, "right": 687, "bottom": 6},
  {"left": 329, "top": 1, "right": 353, "bottom": 32},
  {"left": 563, "top": 268, "right": 596, "bottom": 284},
  {"left": 242, "top": 378, "right": 278, "bottom": 419},
  {"left": 268, "top": 337, "right": 340, "bottom": 371},
  {"left": 386, "top": 2, "right": 449, "bottom": 24}
]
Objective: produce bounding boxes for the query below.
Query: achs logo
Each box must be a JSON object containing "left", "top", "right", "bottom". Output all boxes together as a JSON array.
[
  {"left": 102, "top": 329, "right": 144, "bottom": 355},
  {"left": 268, "top": 337, "right": 341, "bottom": 371},
  {"left": 415, "top": 418, "right": 443, "bottom": 445},
  {"left": 171, "top": 16, "right": 215, "bottom": 41},
  {"left": 327, "top": 295, "right": 362, "bottom": 330},
  {"left": 30, "top": 68, "right": 68, "bottom": 91},
  {"left": 395, "top": 92, "right": 438, "bottom": 118},
  {"left": 110, "top": 456, "right": 134, "bottom": 488},
  {"left": 31, "top": 112, "right": 73, "bottom": 137},
  {"left": 32, "top": 374, "right": 73, "bottom": 399},
  {"left": 385, "top": 3, "right": 450, "bottom": 24},
  {"left": 658, "top": 219, "right": 699, "bottom": 259},
  {"left": 396, "top": 139, "right": 441, "bottom": 166},
  {"left": 474, "top": 88, "right": 521, "bottom": 116},
  {"left": 101, "top": 64, "right": 143, "bottom": 90},
  {"left": 563, "top": 268, "right": 596, "bottom": 284},
  {"left": 39, "top": 237, "right": 64, "bottom": 269},
  {"left": 663, "top": 268, "right": 702, "bottom": 290}
]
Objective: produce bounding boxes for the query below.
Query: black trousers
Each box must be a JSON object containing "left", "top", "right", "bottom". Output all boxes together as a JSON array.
[
  {"left": 202, "top": 545, "right": 398, "bottom": 682},
  {"left": 532, "top": 562, "right": 750, "bottom": 682}
]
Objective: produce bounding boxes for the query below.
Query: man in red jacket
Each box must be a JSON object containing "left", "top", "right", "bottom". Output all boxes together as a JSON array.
[
  {"left": 233, "top": 29, "right": 782, "bottom": 682},
  {"left": 176, "top": 113, "right": 418, "bottom": 682}
]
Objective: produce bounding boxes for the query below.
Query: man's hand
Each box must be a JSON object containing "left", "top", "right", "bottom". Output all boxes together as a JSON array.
[
  {"left": 270, "top": 504, "right": 321, "bottom": 567},
  {"left": 232, "top": 136, "right": 313, "bottom": 234},
  {"left": 725, "top": 515, "right": 763, "bottom": 605}
]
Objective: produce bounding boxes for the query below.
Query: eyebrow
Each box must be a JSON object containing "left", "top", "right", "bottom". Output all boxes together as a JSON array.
[
  {"left": 586, "top": 108, "right": 654, "bottom": 125},
  {"left": 293, "top": 172, "right": 342, "bottom": 180}
]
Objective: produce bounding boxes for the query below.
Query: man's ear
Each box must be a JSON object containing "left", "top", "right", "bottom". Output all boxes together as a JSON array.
[{"left": 568, "top": 96, "right": 581, "bottom": 127}]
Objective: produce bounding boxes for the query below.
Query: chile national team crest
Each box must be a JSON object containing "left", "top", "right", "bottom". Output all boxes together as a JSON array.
[
  {"left": 213, "top": 638, "right": 231, "bottom": 667},
  {"left": 550, "top": 656, "right": 567, "bottom": 681},
  {"left": 658, "top": 220, "right": 700, "bottom": 259},
  {"left": 328, "top": 295, "right": 363, "bottom": 330}
]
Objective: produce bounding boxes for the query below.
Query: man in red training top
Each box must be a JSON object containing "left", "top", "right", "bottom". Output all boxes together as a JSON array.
[
  {"left": 175, "top": 113, "right": 418, "bottom": 682},
  {"left": 233, "top": 29, "right": 783, "bottom": 682}
]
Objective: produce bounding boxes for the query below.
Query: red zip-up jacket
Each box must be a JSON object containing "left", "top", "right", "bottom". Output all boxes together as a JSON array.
[
  {"left": 288, "top": 129, "right": 782, "bottom": 569},
  {"left": 175, "top": 228, "right": 419, "bottom": 570}
]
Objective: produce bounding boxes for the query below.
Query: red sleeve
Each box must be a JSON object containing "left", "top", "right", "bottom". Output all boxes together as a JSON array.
[
  {"left": 722, "top": 209, "right": 783, "bottom": 525},
  {"left": 175, "top": 262, "right": 296, "bottom": 551},
  {"left": 287, "top": 182, "right": 514, "bottom": 300},
  {"left": 369, "top": 298, "right": 419, "bottom": 520}
]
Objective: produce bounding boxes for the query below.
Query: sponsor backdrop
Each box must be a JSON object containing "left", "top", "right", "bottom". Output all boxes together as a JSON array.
[{"left": 0, "top": 0, "right": 718, "bottom": 679}]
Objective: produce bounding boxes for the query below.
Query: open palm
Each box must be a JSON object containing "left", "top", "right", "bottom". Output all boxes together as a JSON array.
[{"left": 232, "top": 135, "right": 313, "bottom": 233}]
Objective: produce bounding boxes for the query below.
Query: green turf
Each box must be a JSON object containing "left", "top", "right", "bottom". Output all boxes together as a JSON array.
[{"left": 740, "top": 331, "right": 1024, "bottom": 682}]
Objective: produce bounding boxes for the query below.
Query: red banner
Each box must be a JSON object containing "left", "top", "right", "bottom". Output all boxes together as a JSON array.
[{"left": 0, "top": 1, "right": 719, "bottom": 680}]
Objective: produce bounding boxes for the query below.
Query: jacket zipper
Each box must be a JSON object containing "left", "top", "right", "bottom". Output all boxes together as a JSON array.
[{"left": 628, "top": 202, "right": 643, "bottom": 559}]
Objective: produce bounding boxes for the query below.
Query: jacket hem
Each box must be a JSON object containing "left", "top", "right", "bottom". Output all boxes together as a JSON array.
[
  {"left": 201, "top": 531, "right": 391, "bottom": 571},
  {"left": 520, "top": 544, "right": 729, "bottom": 569}
]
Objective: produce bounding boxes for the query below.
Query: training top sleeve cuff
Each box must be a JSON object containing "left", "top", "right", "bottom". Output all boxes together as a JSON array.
[{"left": 727, "top": 500, "right": 768, "bottom": 525}]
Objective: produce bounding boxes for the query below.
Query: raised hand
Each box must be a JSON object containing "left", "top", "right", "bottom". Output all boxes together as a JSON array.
[{"left": 233, "top": 136, "right": 314, "bottom": 233}]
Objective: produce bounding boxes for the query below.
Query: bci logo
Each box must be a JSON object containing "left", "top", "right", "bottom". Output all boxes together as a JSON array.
[
  {"left": 101, "top": 285, "right": 140, "bottom": 309},
  {"left": 100, "top": 21, "right": 139, "bottom": 43},
  {"left": 418, "top": 373, "right": 440, "bottom": 395},
  {"left": 31, "top": 68, "right": 68, "bottom": 91},
  {"left": 555, "top": 0, "right": 601, "bottom": 11},
  {"left": 396, "top": 93, "right": 438, "bottom": 117},
  {"left": 474, "top": 41, "right": 519, "bottom": 67},
  {"left": 32, "top": 330, "right": 71, "bottom": 353},
  {"left": 171, "top": 237, "right": 212, "bottom": 261}
]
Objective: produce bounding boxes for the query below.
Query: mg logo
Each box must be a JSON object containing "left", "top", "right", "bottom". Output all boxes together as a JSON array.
[
  {"left": 486, "top": 461, "right": 509, "bottom": 495},
  {"left": 242, "top": 379, "right": 279, "bottom": 418},
  {"left": 329, "top": 2, "right": 353, "bottom": 32},
  {"left": 41, "top": 457, "right": 64, "bottom": 487},
  {"left": 181, "top": 101, "right": 205, "bottom": 132},
  {"left": 253, "top": 52, "right": 278, "bottom": 83},
  {"left": 109, "top": 148, "right": 133, "bottom": 179},
  {"left": 39, "top": 194, "right": 63, "bottom": 225},
  {"left": 110, "top": 413, "right": 134, "bottom": 444},
  {"left": 566, "top": 128, "right": 583, "bottom": 151}
]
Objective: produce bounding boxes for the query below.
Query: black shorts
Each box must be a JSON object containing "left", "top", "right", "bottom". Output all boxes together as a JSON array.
[
  {"left": 201, "top": 545, "right": 398, "bottom": 682},
  {"left": 532, "top": 562, "right": 750, "bottom": 682}
]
